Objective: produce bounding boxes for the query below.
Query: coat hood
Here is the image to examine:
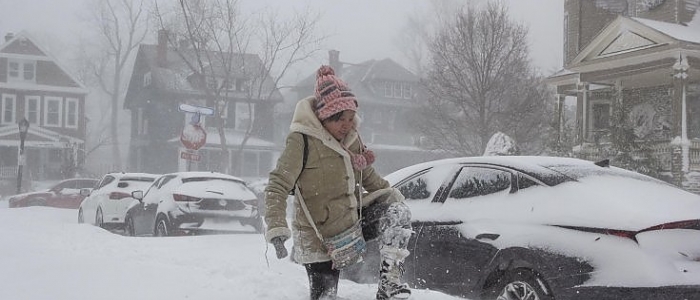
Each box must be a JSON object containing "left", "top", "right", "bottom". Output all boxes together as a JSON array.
[{"left": 289, "top": 96, "right": 359, "bottom": 148}]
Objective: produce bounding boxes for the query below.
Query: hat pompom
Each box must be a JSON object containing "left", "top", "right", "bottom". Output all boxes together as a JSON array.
[{"left": 317, "top": 65, "right": 335, "bottom": 78}]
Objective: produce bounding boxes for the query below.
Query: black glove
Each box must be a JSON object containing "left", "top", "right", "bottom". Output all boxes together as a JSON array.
[{"left": 271, "top": 236, "right": 288, "bottom": 259}]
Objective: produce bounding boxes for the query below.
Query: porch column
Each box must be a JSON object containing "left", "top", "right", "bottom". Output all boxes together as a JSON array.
[
  {"left": 555, "top": 94, "right": 565, "bottom": 144},
  {"left": 671, "top": 53, "right": 690, "bottom": 187},
  {"left": 575, "top": 82, "right": 589, "bottom": 145}
]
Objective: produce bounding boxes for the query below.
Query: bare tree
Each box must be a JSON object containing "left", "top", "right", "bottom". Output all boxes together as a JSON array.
[
  {"left": 417, "top": 1, "right": 550, "bottom": 156},
  {"left": 153, "top": 0, "right": 323, "bottom": 175},
  {"left": 83, "top": 0, "right": 149, "bottom": 170}
]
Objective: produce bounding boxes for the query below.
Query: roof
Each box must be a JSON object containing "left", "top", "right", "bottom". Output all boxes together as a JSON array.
[
  {"left": 0, "top": 31, "right": 88, "bottom": 94},
  {"left": 547, "top": 15, "right": 700, "bottom": 86},
  {"left": 296, "top": 58, "right": 420, "bottom": 105},
  {"left": 127, "top": 44, "right": 283, "bottom": 103},
  {"left": 634, "top": 17, "right": 700, "bottom": 44}
]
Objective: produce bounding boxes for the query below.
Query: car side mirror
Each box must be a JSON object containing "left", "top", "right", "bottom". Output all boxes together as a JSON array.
[
  {"left": 80, "top": 188, "right": 91, "bottom": 196},
  {"left": 131, "top": 190, "right": 144, "bottom": 201}
]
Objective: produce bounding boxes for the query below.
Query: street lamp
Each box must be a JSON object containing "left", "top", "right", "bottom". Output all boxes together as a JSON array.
[{"left": 16, "top": 117, "right": 29, "bottom": 194}]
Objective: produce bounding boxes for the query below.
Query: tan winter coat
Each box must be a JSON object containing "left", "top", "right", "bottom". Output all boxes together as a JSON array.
[{"left": 264, "top": 96, "right": 390, "bottom": 264}]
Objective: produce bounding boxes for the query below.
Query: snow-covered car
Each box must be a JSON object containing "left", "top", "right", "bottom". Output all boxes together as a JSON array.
[
  {"left": 343, "top": 156, "right": 700, "bottom": 300},
  {"left": 124, "top": 172, "right": 263, "bottom": 236},
  {"left": 78, "top": 172, "right": 158, "bottom": 229},
  {"left": 8, "top": 178, "right": 98, "bottom": 209}
]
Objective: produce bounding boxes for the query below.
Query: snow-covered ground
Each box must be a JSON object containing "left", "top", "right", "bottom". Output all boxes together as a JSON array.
[{"left": 0, "top": 203, "right": 461, "bottom": 300}]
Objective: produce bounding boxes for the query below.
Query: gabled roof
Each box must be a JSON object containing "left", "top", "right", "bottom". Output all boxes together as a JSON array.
[
  {"left": 0, "top": 31, "right": 88, "bottom": 94},
  {"left": 296, "top": 58, "right": 419, "bottom": 102},
  {"left": 572, "top": 16, "right": 700, "bottom": 68},
  {"left": 128, "top": 44, "right": 282, "bottom": 101}
]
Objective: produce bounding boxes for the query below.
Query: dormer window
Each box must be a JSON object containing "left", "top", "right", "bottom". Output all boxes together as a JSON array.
[
  {"left": 8, "top": 59, "right": 35, "bottom": 82},
  {"left": 383, "top": 81, "right": 412, "bottom": 99}
]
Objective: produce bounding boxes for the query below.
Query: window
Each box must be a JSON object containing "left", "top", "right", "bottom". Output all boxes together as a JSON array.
[
  {"left": 395, "top": 165, "right": 457, "bottom": 202},
  {"left": 402, "top": 84, "right": 412, "bottom": 99},
  {"left": 234, "top": 102, "right": 254, "bottom": 131},
  {"left": 393, "top": 82, "right": 402, "bottom": 98},
  {"left": 592, "top": 103, "right": 611, "bottom": 130},
  {"left": 25, "top": 96, "right": 40, "bottom": 125},
  {"left": 143, "top": 72, "right": 152, "bottom": 87},
  {"left": 383, "top": 81, "right": 412, "bottom": 99},
  {"left": 448, "top": 167, "right": 512, "bottom": 200},
  {"left": 65, "top": 98, "right": 78, "bottom": 128},
  {"left": 2, "top": 94, "right": 16, "bottom": 125},
  {"left": 384, "top": 81, "right": 393, "bottom": 98},
  {"left": 8, "top": 61, "right": 19, "bottom": 79},
  {"left": 44, "top": 96, "right": 63, "bottom": 127},
  {"left": 7, "top": 59, "right": 35, "bottom": 82}
]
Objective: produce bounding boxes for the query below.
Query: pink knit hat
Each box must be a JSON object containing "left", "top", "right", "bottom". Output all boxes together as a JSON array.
[{"left": 314, "top": 65, "right": 358, "bottom": 121}]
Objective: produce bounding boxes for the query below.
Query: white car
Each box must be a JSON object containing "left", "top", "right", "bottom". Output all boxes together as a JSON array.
[
  {"left": 125, "top": 172, "right": 263, "bottom": 236},
  {"left": 78, "top": 172, "right": 159, "bottom": 229},
  {"left": 344, "top": 156, "right": 700, "bottom": 300}
]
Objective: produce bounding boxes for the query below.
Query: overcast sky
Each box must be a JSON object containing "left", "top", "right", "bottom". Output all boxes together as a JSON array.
[{"left": 0, "top": 0, "right": 564, "bottom": 80}]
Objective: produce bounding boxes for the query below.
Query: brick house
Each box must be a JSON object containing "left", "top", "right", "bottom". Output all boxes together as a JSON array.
[
  {"left": 291, "top": 51, "right": 450, "bottom": 175},
  {"left": 0, "top": 31, "right": 89, "bottom": 194},
  {"left": 123, "top": 30, "right": 282, "bottom": 179},
  {"left": 546, "top": 0, "right": 700, "bottom": 188}
]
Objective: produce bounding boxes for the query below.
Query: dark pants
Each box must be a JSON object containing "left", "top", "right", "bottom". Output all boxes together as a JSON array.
[
  {"left": 305, "top": 260, "right": 340, "bottom": 300},
  {"left": 304, "top": 200, "right": 410, "bottom": 300}
]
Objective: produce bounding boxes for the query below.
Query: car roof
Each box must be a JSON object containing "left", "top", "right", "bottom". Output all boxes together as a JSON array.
[{"left": 385, "top": 156, "right": 616, "bottom": 186}]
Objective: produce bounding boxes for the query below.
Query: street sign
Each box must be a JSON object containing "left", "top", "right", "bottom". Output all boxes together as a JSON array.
[
  {"left": 180, "top": 123, "right": 207, "bottom": 150},
  {"left": 180, "top": 150, "right": 201, "bottom": 161}
]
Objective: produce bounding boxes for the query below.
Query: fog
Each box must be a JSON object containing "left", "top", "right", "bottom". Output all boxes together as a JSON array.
[{"left": 0, "top": 0, "right": 564, "bottom": 78}]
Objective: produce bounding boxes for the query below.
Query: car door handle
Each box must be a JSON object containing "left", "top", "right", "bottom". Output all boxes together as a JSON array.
[{"left": 475, "top": 233, "right": 500, "bottom": 241}]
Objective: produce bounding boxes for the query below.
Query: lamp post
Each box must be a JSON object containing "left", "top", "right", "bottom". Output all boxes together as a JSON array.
[{"left": 16, "top": 118, "right": 29, "bottom": 194}]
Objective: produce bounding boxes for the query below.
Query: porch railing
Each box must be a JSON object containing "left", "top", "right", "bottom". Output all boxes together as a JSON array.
[
  {"left": 0, "top": 166, "right": 18, "bottom": 179},
  {"left": 575, "top": 140, "right": 700, "bottom": 171}
]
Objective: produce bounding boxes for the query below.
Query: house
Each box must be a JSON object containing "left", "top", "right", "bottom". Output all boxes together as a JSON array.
[
  {"left": 292, "top": 50, "right": 450, "bottom": 175},
  {"left": 0, "top": 31, "right": 89, "bottom": 194},
  {"left": 546, "top": 0, "right": 700, "bottom": 189},
  {"left": 123, "top": 30, "right": 282, "bottom": 179}
]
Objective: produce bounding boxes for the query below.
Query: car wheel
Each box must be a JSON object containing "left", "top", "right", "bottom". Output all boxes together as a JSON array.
[
  {"left": 486, "top": 268, "right": 553, "bottom": 300},
  {"left": 78, "top": 208, "right": 85, "bottom": 224},
  {"left": 155, "top": 216, "right": 170, "bottom": 237},
  {"left": 125, "top": 216, "right": 135, "bottom": 236},
  {"left": 95, "top": 208, "right": 105, "bottom": 229}
]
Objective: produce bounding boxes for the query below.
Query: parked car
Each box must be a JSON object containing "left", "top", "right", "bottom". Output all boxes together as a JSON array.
[
  {"left": 343, "top": 156, "right": 700, "bottom": 300},
  {"left": 7, "top": 178, "right": 98, "bottom": 209},
  {"left": 124, "top": 172, "right": 263, "bottom": 236},
  {"left": 78, "top": 172, "right": 159, "bottom": 229}
]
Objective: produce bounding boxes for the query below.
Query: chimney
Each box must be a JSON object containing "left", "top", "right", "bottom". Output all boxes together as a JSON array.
[
  {"left": 4, "top": 32, "right": 14, "bottom": 42},
  {"left": 328, "top": 50, "right": 341, "bottom": 75},
  {"left": 157, "top": 29, "right": 169, "bottom": 67}
]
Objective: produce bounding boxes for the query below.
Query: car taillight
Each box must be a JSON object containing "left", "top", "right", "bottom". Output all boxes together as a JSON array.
[
  {"left": 641, "top": 220, "right": 700, "bottom": 232},
  {"left": 109, "top": 192, "right": 131, "bottom": 200},
  {"left": 173, "top": 194, "right": 201, "bottom": 202}
]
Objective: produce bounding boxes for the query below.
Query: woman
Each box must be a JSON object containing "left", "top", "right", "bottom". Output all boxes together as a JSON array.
[{"left": 264, "top": 65, "right": 413, "bottom": 300}]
